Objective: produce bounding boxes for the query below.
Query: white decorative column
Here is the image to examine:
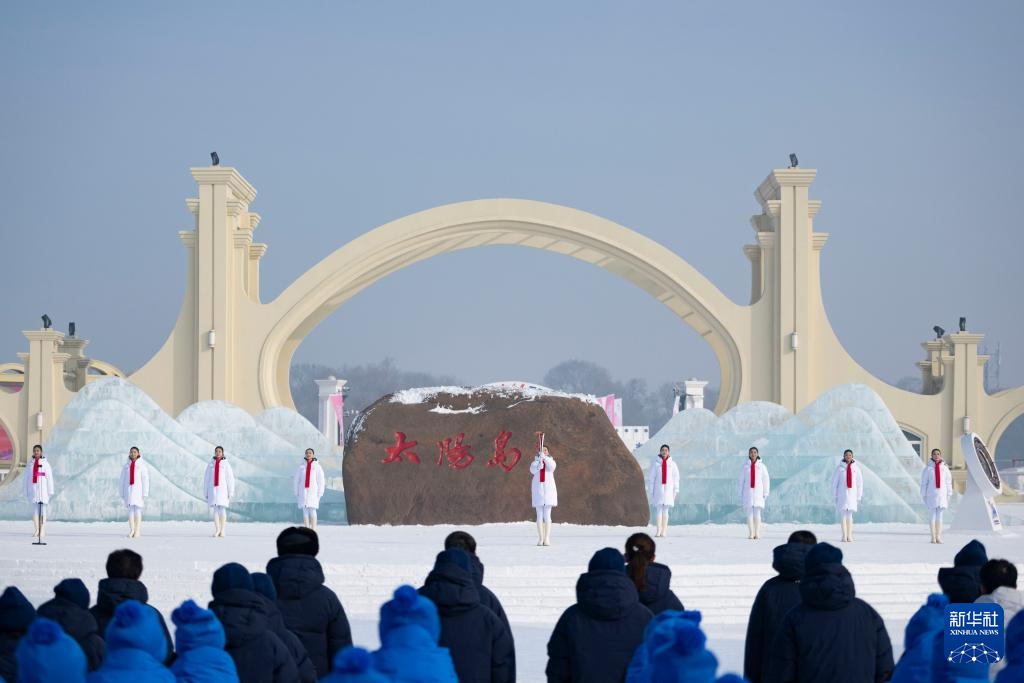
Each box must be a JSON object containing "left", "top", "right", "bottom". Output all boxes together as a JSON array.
[
  {"left": 315, "top": 377, "right": 347, "bottom": 444},
  {"left": 683, "top": 379, "right": 709, "bottom": 410}
]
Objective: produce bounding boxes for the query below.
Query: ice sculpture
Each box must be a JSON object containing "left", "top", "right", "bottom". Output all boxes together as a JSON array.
[
  {"left": 633, "top": 384, "right": 942, "bottom": 523},
  {"left": 0, "top": 378, "right": 343, "bottom": 522}
]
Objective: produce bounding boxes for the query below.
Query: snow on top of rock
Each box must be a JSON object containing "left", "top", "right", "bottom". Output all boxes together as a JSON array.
[
  {"left": 429, "top": 404, "right": 487, "bottom": 415},
  {"left": 390, "top": 382, "right": 599, "bottom": 406}
]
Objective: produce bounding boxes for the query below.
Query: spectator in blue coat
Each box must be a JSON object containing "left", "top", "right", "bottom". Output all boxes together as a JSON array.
[
  {"left": 743, "top": 530, "right": 816, "bottom": 683},
  {"left": 765, "top": 543, "right": 893, "bottom": 683},
  {"left": 15, "top": 618, "right": 86, "bottom": 683},
  {"left": 321, "top": 646, "right": 390, "bottom": 683},
  {"left": 208, "top": 563, "right": 298, "bottom": 683},
  {"left": 266, "top": 526, "right": 352, "bottom": 677},
  {"left": 0, "top": 586, "right": 36, "bottom": 683},
  {"left": 938, "top": 540, "right": 988, "bottom": 604},
  {"left": 626, "top": 610, "right": 702, "bottom": 683},
  {"left": 625, "top": 533, "right": 685, "bottom": 615},
  {"left": 649, "top": 617, "right": 719, "bottom": 683},
  {"left": 998, "top": 610, "right": 1024, "bottom": 683},
  {"left": 546, "top": 547, "right": 654, "bottom": 683},
  {"left": 251, "top": 572, "right": 317, "bottom": 683},
  {"left": 37, "top": 578, "right": 105, "bottom": 671},
  {"left": 419, "top": 548, "right": 514, "bottom": 683},
  {"left": 89, "top": 600, "right": 175, "bottom": 683},
  {"left": 168, "top": 599, "right": 239, "bottom": 683},
  {"left": 373, "top": 585, "right": 458, "bottom": 683},
  {"left": 890, "top": 593, "right": 948, "bottom": 683}
]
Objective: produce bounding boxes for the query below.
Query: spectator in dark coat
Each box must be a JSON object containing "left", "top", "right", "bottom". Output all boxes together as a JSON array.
[
  {"left": 208, "top": 563, "right": 298, "bottom": 683},
  {"left": 373, "top": 585, "right": 458, "bottom": 683},
  {"left": 443, "top": 531, "right": 513, "bottom": 632},
  {"left": 418, "top": 548, "right": 514, "bottom": 683},
  {"left": 547, "top": 547, "right": 654, "bottom": 683},
  {"left": 0, "top": 586, "right": 36, "bottom": 683},
  {"left": 625, "top": 533, "right": 685, "bottom": 615},
  {"left": 90, "top": 600, "right": 175, "bottom": 683},
  {"left": 743, "top": 530, "right": 816, "bottom": 683},
  {"left": 15, "top": 618, "right": 87, "bottom": 683},
  {"left": 766, "top": 543, "right": 894, "bottom": 683},
  {"left": 36, "top": 578, "right": 105, "bottom": 671},
  {"left": 320, "top": 646, "right": 390, "bottom": 683},
  {"left": 90, "top": 549, "right": 174, "bottom": 665},
  {"left": 266, "top": 526, "right": 352, "bottom": 677},
  {"left": 998, "top": 610, "right": 1024, "bottom": 683},
  {"left": 169, "top": 599, "right": 239, "bottom": 683},
  {"left": 251, "top": 572, "right": 318, "bottom": 683},
  {"left": 938, "top": 539, "right": 988, "bottom": 604}
]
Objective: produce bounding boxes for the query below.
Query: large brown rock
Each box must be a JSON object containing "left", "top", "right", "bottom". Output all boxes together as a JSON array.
[{"left": 343, "top": 385, "right": 649, "bottom": 525}]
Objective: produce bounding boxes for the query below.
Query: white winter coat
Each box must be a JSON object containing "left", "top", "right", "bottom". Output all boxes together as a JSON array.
[
  {"left": 530, "top": 453, "right": 558, "bottom": 507},
  {"left": 23, "top": 458, "right": 54, "bottom": 505},
  {"left": 294, "top": 459, "right": 326, "bottom": 509},
  {"left": 119, "top": 459, "right": 150, "bottom": 508},
  {"left": 920, "top": 460, "right": 953, "bottom": 509},
  {"left": 203, "top": 458, "right": 236, "bottom": 508},
  {"left": 738, "top": 459, "right": 770, "bottom": 509},
  {"left": 646, "top": 457, "right": 680, "bottom": 507},
  {"left": 831, "top": 461, "right": 864, "bottom": 512}
]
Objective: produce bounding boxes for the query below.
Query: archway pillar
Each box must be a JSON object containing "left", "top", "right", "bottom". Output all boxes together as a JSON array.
[{"left": 941, "top": 331, "right": 988, "bottom": 468}]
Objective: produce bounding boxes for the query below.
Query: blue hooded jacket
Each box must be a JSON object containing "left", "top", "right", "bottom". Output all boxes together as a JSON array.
[
  {"left": 169, "top": 599, "right": 238, "bottom": 683},
  {"left": 890, "top": 593, "right": 949, "bottom": 683},
  {"left": 320, "top": 646, "right": 390, "bottom": 683},
  {"left": 89, "top": 600, "right": 175, "bottom": 683},
  {"left": 997, "top": 610, "right": 1024, "bottom": 683},
  {"left": 15, "top": 618, "right": 87, "bottom": 683},
  {"left": 37, "top": 578, "right": 105, "bottom": 671},
  {"left": 0, "top": 586, "right": 36, "bottom": 683},
  {"left": 373, "top": 585, "right": 458, "bottom": 683}
]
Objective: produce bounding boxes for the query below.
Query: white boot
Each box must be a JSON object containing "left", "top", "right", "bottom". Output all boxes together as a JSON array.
[
  {"left": 536, "top": 520, "right": 544, "bottom": 546},
  {"left": 310, "top": 515, "right": 317, "bottom": 531},
  {"left": 847, "top": 518, "right": 854, "bottom": 542},
  {"left": 303, "top": 514, "right": 311, "bottom": 529},
  {"left": 840, "top": 519, "right": 848, "bottom": 542},
  {"left": 753, "top": 517, "right": 761, "bottom": 539},
  {"left": 219, "top": 516, "right": 227, "bottom": 538},
  {"left": 134, "top": 514, "right": 142, "bottom": 538},
  {"left": 38, "top": 517, "right": 46, "bottom": 540},
  {"left": 543, "top": 522, "right": 552, "bottom": 546},
  {"left": 213, "top": 516, "right": 221, "bottom": 537},
  {"left": 747, "top": 517, "right": 755, "bottom": 539},
  {"left": 929, "top": 521, "right": 936, "bottom": 543},
  {"left": 127, "top": 517, "right": 136, "bottom": 539},
  {"left": 935, "top": 520, "right": 943, "bottom": 543},
  {"left": 33, "top": 514, "right": 40, "bottom": 538},
  {"left": 661, "top": 513, "right": 669, "bottom": 538}
]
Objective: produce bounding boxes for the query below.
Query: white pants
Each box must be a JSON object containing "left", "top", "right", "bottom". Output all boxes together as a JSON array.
[
  {"left": 31, "top": 502, "right": 47, "bottom": 517},
  {"left": 212, "top": 505, "right": 227, "bottom": 521},
  {"left": 303, "top": 507, "right": 317, "bottom": 524},
  {"left": 128, "top": 505, "right": 142, "bottom": 521},
  {"left": 657, "top": 504, "right": 671, "bottom": 517},
  {"left": 840, "top": 510, "right": 854, "bottom": 521},
  {"left": 535, "top": 505, "right": 552, "bottom": 523},
  {"left": 745, "top": 506, "right": 763, "bottom": 522},
  {"left": 930, "top": 507, "right": 944, "bottom": 523}
]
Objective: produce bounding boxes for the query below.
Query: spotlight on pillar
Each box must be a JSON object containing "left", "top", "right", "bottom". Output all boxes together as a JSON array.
[
  {"left": 207, "top": 330, "right": 216, "bottom": 349},
  {"left": 210, "top": 151, "right": 220, "bottom": 166},
  {"left": 788, "top": 153, "right": 799, "bottom": 168},
  {"left": 962, "top": 416, "right": 971, "bottom": 434},
  {"left": 35, "top": 412, "right": 44, "bottom": 430},
  {"left": 959, "top": 317, "right": 967, "bottom": 332},
  {"left": 790, "top": 332, "right": 799, "bottom": 351},
  {"left": 933, "top": 325, "right": 945, "bottom": 339},
  {"left": 68, "top": 322, "right": 76, "bottom": 338},
  {"left": 41, "top": 314, "right": 51, "bottom": 330}
]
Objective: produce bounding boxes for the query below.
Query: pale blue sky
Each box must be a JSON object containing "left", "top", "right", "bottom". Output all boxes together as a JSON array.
[{"left": 1, "top": 2, "right": 1022, "bottom": 395}]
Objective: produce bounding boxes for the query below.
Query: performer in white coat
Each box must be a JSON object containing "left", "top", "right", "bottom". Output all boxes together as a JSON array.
[
  {"left": 738, "top": 446, "right": 770, "bottom": 540},
  {"left": 530, "top": 446, "right": 557, "bottom": 546},
  {"left": 23, "top": 444, "right": 54, "bottom": 541},
  {"left": 119, "top": 446, "right": 150, "bottom": 538},
  {"left": 202, "top": 446, "right": 235, "bottom": 538},
  {"left": 646, "top": 444, "right": 680, "bottom": 538},
  {"left": 920, "top": 448, "right": 952, "bottom": 544},
  {"left": 294, "top": 448, "right": 326, "bottom": 530},
  {"left": 831, "top": 449, "right": 864, "bottom": 542}
]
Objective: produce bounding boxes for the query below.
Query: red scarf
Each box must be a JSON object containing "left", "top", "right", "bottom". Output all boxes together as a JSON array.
[
  {"left": 214, "top": 459, "right": 221, "bottom": 487},
  {"left": 540, "top": 457, "right": 546, "bottom": 483},
  {"left": 130, "top": 459, "right": 136, "bottom": 485},
  {"left": 846, "top": 462, "right": 853, "bottom": 489},
  {"left": 661, "top": 457, "right": 667, "bottom": 484},
  {"left": 32, "top": 459, "right": 40, "bottom": 484},
  {"left": 750, "top": 460, "right": 756, "bottom": 488},
  {"left": 305, "top": 460, "right": 312, "bottom": 488},
  {"left": 935, "top": 461, "right": 941, "bottom": 489}
]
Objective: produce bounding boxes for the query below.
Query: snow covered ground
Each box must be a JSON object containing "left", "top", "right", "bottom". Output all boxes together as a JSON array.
[{"left": 2, "top": 518, "right": 1022, "bottom": 682}]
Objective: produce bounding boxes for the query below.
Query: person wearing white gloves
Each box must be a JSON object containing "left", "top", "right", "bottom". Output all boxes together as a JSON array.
[
  {"left": 646, "top": 444, "right": 680, "bottom": 538},
  {"left": 739, "top": 446, "right": 770, "bottom": 540},
  {"left": 119, "top": 446, "right": 150, "bottom": 538},
  {"left": 530, "top": 446, "right": 558, "bottom": 546},
  {"left": 203, "top": 446, "right": 235, "bottom": 538},
  {"left": 831, "top": 449, "right": 864, "bottom": 542},
  {"left": 24, "top": 444, "right": 55, "bottom": 541},
  {"left": 920, "top": 448, "right": 952, "bottom": 544},
  {"left": 294, "top": 448, "right": 326, "bottom": 530}
]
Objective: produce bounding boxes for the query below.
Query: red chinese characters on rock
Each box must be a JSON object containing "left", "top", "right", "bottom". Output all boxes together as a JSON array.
[
  {"left": 487, "top": 431, "right": 522, "bottom": 473},
  {"left": 382, "top": 432, "right": 420, "bottom": 464},
  {"left": 437, "top": 433, "right": 474, "bottom": 469}
]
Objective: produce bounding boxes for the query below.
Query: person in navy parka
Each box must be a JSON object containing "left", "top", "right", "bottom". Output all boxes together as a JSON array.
[
  {"left": 625, "top": 533, "right": 685, "bottom": 616},
  {"left": 998, "top": 610, "right": 1024, "bottom": 683},
  {"left": 889, "top": 593, "right": 948, "bottom": 683},
  {"left": 168, "top": 599, "right": 238, "bottom": 683},
  {"left": 743, "top": 530, "right": 816, "bottom": 683},
  {"left": 15, "top": 618, "right": 87, "bottom": 683},
  {"left": 37, "top": 578, "right": 105, "bottom": 671},
  {"left": 251, "top": 572, "right": 317, "bottom": 683},
  {"left": 546, "top": 547, "right": 654, "bottom": 683},
  {"left": 373, "top": 585, "right": 458, "bottom": 683},
  {"left": 208, "top": 563, "right": 298, "bottom": 683},
  {"left": 266, "top": 527, "right": 352, "bottom": 677},
  {"left": 443, "top": 532, "right": 514, "bottom": 634},
  {"left": 89, "top": 600, "right": 175, "bottom": 683},
  {"left": 0, "top": 586, "right": 36, "bottom": 683},
  {"left": 418, "top": 548, "right": 514, "bottom": 683},
  {"left": 938, "top": 539, "right": 988, "bottom": 605},
  {"left": 765, "top": 543, "right": 894, "bottom": 683}
]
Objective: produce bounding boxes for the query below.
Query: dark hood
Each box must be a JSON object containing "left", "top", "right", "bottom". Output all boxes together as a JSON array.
[
  {"left": 576, "top": 569, "right": 641, "bottom": 621},
  {"left": 266, "top": 554, "right": 326, "bottom": 600},
  {"left": 637, "top": 563, "right": 673, "bottom": 605},
  {"left": 209, "top": 588, "right": 271, "bottom": 648},
  {"left": 469, "top": 554, "right": 485, "bottom": 587},
  {"left": 95, "top": 577, "right": 149, "bottom": 613},
  {"left": 799, "top": 563, "right": 856, "bottom": 610},
  {"left": 420, "top": 561, "right": 481, "bottom": 615},
  {"left": 0, "top": 586, "right": 36, "bottom": 632},
  {"left": 253, "top": 592, "right": 288, "bottom": 631},
  {"left": 938, "top": 565, "right": 983, "bottom": 604},
  {"left": 37, "top": 597, "right": 100, "bottom": 641},
  {"left": 773, "top": 542, "right": 811, "bottom": 581}
]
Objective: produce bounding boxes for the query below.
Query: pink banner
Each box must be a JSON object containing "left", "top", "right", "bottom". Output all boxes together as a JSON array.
[
  {"left": 329, "top": 393, "right": 344, "bottom": 444},
  {"left": 596, "top": 394, "right": 622, "bottom": 428}
]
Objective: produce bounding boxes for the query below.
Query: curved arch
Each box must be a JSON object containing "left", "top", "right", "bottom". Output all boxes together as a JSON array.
[
  {"left": 257, "top": 199, "right": 750, "bottom": 414},
  {"left": 987, "top": 393, "right": 1024, "bottom": 455},
  {"left": 86, "top": 360, "right": 126, "bottom": 378},
  {"left": 0, "top": 411, "right": 20, "bottom": 482}
]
